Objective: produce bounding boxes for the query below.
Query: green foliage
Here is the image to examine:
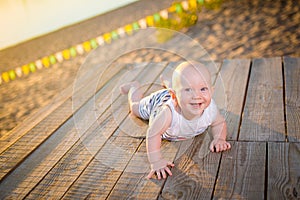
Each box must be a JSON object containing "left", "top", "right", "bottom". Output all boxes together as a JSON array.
[{"left": 155, "top": 0, "right": 224, "bottom": 42}]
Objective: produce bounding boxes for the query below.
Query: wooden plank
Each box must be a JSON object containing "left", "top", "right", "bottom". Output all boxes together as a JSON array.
[
  {"left": 213, "top": 142, "right": 266, "bottom": 199},
  {"left": 14, "top": 64, "right": 145, "bottom": 199},
  {"left": 214, "top": 59, "right": 251, "bottom": 140},
  {"left": 61, "top": 133, "right": 142, "bottom": 200},
  {"left": 159, "top": 134, "right": 221, "bottom": 199},
  {"left": 0, "top": 99, "right": 74, "bottom": 181},
  {"left": 62, "top": 62, "right": 177, "bottom": 199},
  {"left": 0, "top": 62, "right": 125, "bottom": 182},
  {"left": 283, "top": 57, "right": 300, "bottom": 142},
  {"left": 24, "top": 63, "right": 168, "bottom": 199},
  {"left": 0, "top": 64, "right": 140, "bottom": 199},
  {"left": 0, "top": 61, "right": 120, "bottom": 154},
  {"left": 239, "top": 57, "right": 286, "bottom": 141},
  {"left": 268, "top": 142, "right": 300, "bottom": 200},
  {"left": 24, "top": 106, "right": 126, "bottom": 200},
  {"left": 106, "top": 139, "right": 182, "bottom": 199}
]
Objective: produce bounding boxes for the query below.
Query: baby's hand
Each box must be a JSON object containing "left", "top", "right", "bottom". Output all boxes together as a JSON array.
[
  {"left": 147, "top": 159, "right": 174, "bottom": 180},
  {"left": 210, "top": 138, "right": 231, "bottom": 152}
]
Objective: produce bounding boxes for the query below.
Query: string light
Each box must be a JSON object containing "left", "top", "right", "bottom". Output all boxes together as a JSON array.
[{"left": 0, "top": 0, "right": 222, "bottom": 84}]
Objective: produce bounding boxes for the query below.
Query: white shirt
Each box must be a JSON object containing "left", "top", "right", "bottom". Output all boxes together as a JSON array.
[{"left": 162, "top": 99, "right": 218, "bottom": 141}]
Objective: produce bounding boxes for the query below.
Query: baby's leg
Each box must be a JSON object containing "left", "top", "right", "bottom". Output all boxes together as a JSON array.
[{"left": 120, "top": 81, "right": 143, "bottom": 118}]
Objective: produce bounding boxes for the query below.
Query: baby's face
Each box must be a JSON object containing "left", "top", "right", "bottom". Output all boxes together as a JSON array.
[{"left": 173, "top": 67, "right": 213, "bottom": 120}]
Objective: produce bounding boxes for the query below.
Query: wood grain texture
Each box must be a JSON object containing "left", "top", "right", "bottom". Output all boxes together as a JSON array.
[
  {"left": 0, "top": 57, "right": 298, "bottom": 199},
  {"left": 23, "top": 63, "right": 167, "bottom": 199},
  {"left": 239, "top": 57, "right": 286, "bottom": 141},
  {"left": 0, "top": 64, "right": 137, "bottom": 199},
  {"left": 0, "top": 62, "right": 123, "bottom": 154},
  {"left": 268, "top": 142, "right": 300, "bottom": 200},
  {"left": 0, "top": 68, "right": 142, "bottom": 199},
  {"left": 213, "top": 142, "right": 266, "bottom": 199},
  {"left": 284, "top": 57, "right": 300, "bottom": 142},
  {"left": 107, "top": 140, "right": 181, "bottom": 200},
  {"left": 214, "top": 59, "right": 251, "bottom": 140},
  {"left": 63, "top": 62, "right": 173, "bottom": 199},
  {"left": 61, "top": 132, "right": 142, "bottom": 200},
  {"left": 0, "top": 63, "right": 125, "bottom": 182},
  {"left": 160, "top": 133, "right": 221, "bottom": 199}
]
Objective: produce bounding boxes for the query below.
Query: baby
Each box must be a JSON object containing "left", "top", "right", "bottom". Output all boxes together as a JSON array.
[{"left": 120, "top": 61, "right": 231, "bottom": 179}]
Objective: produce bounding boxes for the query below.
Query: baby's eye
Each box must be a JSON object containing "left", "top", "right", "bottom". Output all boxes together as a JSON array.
[
  {"left": 200, "top": 87, "right": 208, "bottom": 92},
  {"left": 184, "top": 88, "right": 193, "bottom": 92}
]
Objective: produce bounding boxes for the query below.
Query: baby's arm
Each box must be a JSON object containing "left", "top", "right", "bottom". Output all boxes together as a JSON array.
[
  {"left": 146, "top": 106, "right": 174, "bottom": 179},
  {"left": 210, "top": 112, "right": 231, "bottom": 152}
]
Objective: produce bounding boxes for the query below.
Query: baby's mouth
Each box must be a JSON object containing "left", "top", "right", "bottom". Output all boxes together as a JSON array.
[{"left": 190, "top": 103, "right": 203, "bottom": 108}]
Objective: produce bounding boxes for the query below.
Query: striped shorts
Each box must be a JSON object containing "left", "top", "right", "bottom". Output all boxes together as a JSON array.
[{"left": 138, "top": 89, "right": 171, "bottom": 120}]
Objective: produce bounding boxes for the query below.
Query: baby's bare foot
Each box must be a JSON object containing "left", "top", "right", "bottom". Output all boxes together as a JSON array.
[
  {"left": 160, "top": 74, "right": 171, "bottom": 89},
  {"left": 119, "top": 81, "right": 140, "bottom": 94}
]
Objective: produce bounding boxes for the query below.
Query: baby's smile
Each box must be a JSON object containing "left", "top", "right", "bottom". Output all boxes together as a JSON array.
[{"left": 190, "top": 102, "right": 204, "bottom": 109}]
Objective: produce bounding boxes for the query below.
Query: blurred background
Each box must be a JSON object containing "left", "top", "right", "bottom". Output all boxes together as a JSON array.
[
  {"left": 0, "top": 0, "right": 299, "bottom": 136},
  {"left": 0, "top": 0, "right": 138, "bottom": 50}
]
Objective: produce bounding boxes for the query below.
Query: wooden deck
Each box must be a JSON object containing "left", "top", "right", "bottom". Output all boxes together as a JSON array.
[{"left": 0, "top": 57, "right": 299, "bottom": 199}]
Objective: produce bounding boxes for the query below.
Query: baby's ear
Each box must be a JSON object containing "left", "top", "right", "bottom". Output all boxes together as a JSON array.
[
  {"left": 168, "top": 88, "right": 175, "bottom": 94},
  {"left": 168, "top": 89, "right": 176, "bottom": 100},
  {"left": 168, "top": 89, "right": 178, "bottom": 106}
]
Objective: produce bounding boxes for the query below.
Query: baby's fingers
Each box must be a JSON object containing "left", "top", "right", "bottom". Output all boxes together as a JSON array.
[
  {"left": 167, "top": 162, "right": 175, "bottom": 168},
  {"left": 213, "top": 143, "right": 224, "bottom": 152},
  {"left": 226, "top": 142, "right": 231, "bottom": 150},
  {"left": 209, "top": 142, "right": 215, "bottom": 152},
  {"left": 217, "top": 142, "right": 231, "bottom": 152},
  {"left": 160, "top": 169, "right": 167, "bottom": 179},
  {"left": 164, "top": 167, "right": 173, "bottom": 177},
  {"left": 147, "top": 170, "right": 155, "bottom": 179},
  {"left": 215, "top": 144, "right": 221, "bottom": 152},
  {"left": 156, "top": 170, "right": 162, "bottom": 180}
]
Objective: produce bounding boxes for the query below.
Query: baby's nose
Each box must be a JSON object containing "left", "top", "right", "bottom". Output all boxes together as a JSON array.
[{"left": 193, "top": 90, "right": 202, "bottom": 98}]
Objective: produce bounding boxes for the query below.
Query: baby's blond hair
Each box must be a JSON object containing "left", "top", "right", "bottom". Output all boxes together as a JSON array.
[{"left": 172, "top": 61, "right": 212, "bottom": 90}]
